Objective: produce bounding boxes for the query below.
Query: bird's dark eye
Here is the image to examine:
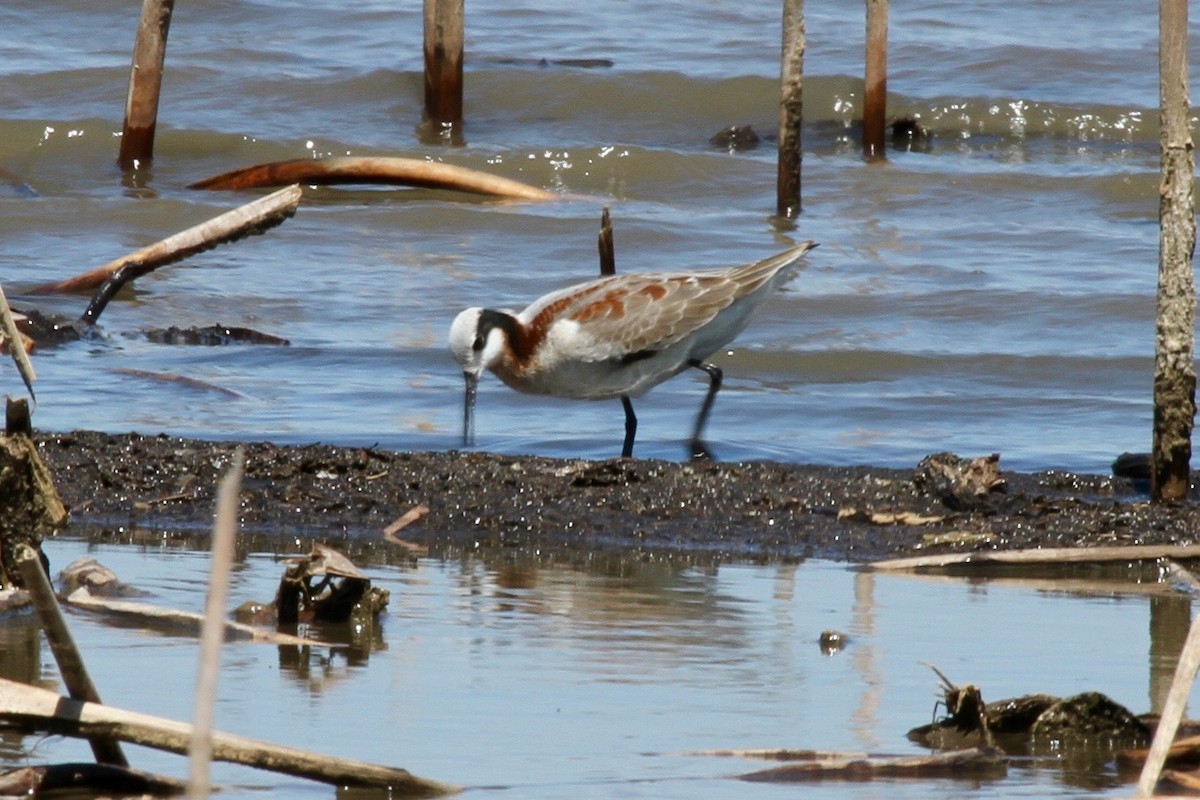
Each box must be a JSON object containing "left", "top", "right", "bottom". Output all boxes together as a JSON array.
[{"left": 472, "top": 334, "right": 485, "bottom": 352}]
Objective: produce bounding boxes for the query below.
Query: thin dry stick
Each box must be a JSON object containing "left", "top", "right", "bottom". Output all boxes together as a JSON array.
[
  {"left": 384, "top": 504, "right": 431, "bottom": 555},
  {"left": 0, "top": 677, "right": 460, "bottom": 795},
  {"left": 0, "top": 282, "right": 35, "bottom": 403},
  {"left": 188, "top": 448, "right": 244, "bottom": 799},
  {"left": 190, "top": 156, "right": 554, "bottom": 200},
  {"left": 598, "top": 207, "right": 615, "bottom": 276},
  {"left": 30, "top": 184, "right": 302, "bottom": 297},
  {"left": 118, "top": 0, "right": 175, "bottom": 169},
  {"left": 14, "top": 543, "right": 129, "bottom": 767},
  {"left": 867, "top": 543, "right": 1200, "bottom": 571},
  {"left": 1137, "top": 567, "right": 1200, "bottom": 795}
]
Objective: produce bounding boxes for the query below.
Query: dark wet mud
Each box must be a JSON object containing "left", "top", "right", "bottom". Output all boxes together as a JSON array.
[{"left": 33, "top": 431, "right": 1200, "bottom": 563}]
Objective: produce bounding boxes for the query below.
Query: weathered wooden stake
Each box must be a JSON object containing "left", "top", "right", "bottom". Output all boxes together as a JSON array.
[
  {"left": 118, "top": 0, "right": 175, "bottom": 170},
  {"left": 1151, "top": 0, "right": 1196, "bottom": 502},
  {"left": 862, "top": 0, "right": 888, "bottom": 159},
  {"left": 598, "top": 207, "right": 615, "bottom": 276},
  {"left": 423, "top": 0, "right": 465, "bottom": 144},
  {"left": 776, "top": 0, "right": 806, "bottom": 218},
  {"left": 15, "top": 544, "right": 129, "bottom": 768}
]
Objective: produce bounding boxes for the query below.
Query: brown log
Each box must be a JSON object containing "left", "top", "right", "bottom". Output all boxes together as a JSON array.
[
  {"left": 118, "top": 0, "right": 175, "bottom": 170},
  {"left": 189, "top": 156, "right": 555, "bottom": 200},
  {"left": 29, "top": 185, "right": 302, "bottom": 297},
  {"left": 0, "top": 677, "right": 459, "bottom": 795}
]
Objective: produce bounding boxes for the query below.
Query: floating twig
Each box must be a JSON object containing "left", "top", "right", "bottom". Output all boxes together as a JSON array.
[
  {"left": 64, "top": 588, "right": 321, "bottom": 646},
  {"left": 737, "top": 746, "right": 1006, "bottom": 782},
  {"left": 0, "top": 677, "right": 460, "bottom": 795},
  {"left": 189, "top": 156, "right": 555, "bottom": 200},
  {"left": 866, "top": 544, "right": 1200, "bottom": 571},
  {"left": 384, "top": 504, "right": 431, "bottom": 555},
  {"left": 30, "top": 185, "right": 302, "bottom": 299}
]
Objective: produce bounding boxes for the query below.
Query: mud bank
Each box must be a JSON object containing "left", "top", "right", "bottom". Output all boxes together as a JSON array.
[{"left": 32, "top": 431, "right": 1195, "bottom": 563}]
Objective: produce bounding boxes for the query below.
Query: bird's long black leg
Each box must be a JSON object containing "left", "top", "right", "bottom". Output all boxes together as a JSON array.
[
  {"left": 687, "top": 359, "right": 722, "bottom": 460},
  {"left": 621, "top": 396, "right": 637, "bottom": 458}
]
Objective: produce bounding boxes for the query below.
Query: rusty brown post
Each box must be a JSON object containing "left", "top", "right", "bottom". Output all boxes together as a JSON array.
[
  {"left": 863, "top": 0, "right": 888, "bottom": 159},
  {"left": 423, "top": 0, "right": 465, "bottom": 144},
  {"left": 776, "top": 0, "right": 806, "bottom": 218},
  {"left": 118, "top": 0, "right": 175, "bottom": 171},
  {"left": 1152, "top": 0, "right": 1196, "bottom": 501}
]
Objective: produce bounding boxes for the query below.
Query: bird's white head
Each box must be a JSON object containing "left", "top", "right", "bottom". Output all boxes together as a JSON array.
[
  {"left": 448, "top": 307, "right": 511, "bottom": 376},
  {"left": 448, "top": 307, "right": 518, "bottom": 448}
]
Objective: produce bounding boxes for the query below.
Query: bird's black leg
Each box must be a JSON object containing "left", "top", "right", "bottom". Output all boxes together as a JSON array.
[
  {"left": 687, "top": 360, "right": 722, "bottom": 460},
  {"left": 620, "top": 396, "right": 638, "bottom": 458}
]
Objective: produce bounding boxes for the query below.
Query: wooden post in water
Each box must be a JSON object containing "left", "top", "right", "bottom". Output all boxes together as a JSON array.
[
  {"left": 1151, "top": 0, "right": 1196, "bottom": 502},
  {"left": 862, "top": 0, "right": 888, "bottom": 159},
  {"left": 118, "top": 0, "right": 175, "bottom": 170},
  {"left": 423, "top": 0, "right": 465, "bottom": 144},
  {"left": 598, "top": 207, "right": 615, "bottom": 276},
  {"left": 776, "top": 0, "right": 806, "bottom": 218}
]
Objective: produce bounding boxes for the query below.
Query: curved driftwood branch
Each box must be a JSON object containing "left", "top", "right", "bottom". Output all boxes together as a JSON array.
[
  {"left": 0, "top": 677, "right": 459, "bottom": 796},
  {"left": 30, "top": 184, "right": 303, "bottom": 298},
  {"left": 189, "top": 156, "right": 556, "bottom": 200}
]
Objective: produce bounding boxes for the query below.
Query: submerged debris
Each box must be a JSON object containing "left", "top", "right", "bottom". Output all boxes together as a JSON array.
[
  {"left": 275, "top": 543, "right": 389, "bottom": 626},
  {"left": 908, "top": 667, "right": 1149, "bottom": 756},
  {"left": 914, "top": 452, "right": 1007, "bottom": 511}
]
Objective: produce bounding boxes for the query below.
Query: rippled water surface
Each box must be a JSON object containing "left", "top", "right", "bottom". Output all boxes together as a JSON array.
[
  {"left": 1, "top": 0, "right": 1196, "bottom": 470},
  {"left": 0, "top": 536, "right": 1190, "bottom": 799}
]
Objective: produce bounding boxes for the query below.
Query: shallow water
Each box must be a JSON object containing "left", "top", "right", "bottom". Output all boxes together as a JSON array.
[
  {"left": 1, "top": 0, "right": 1195, "bottom": 471},
  {"left": 0, "top": 536, "right": 1190, "bottom": 799}
]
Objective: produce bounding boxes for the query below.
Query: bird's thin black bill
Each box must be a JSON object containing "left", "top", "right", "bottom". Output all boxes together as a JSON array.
[{"left": 462, "top": 371, "right": 477, "bottom": 447}]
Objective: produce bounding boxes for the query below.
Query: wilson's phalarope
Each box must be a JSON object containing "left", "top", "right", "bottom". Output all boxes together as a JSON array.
[{"left": 449, "top": 241, "right": 817, "bottom": 458}]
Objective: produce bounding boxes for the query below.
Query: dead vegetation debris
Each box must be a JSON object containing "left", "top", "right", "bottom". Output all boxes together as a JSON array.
[{"left": 34, "top": 433, "right": 1200, "bottom": 563}]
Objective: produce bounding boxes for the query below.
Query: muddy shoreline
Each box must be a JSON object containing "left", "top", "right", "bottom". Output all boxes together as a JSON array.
[{"left": 30, "top": 430, "right": 1200, "bottom": 563}]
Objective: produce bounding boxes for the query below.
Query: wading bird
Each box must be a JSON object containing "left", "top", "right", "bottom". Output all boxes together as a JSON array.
[{"left": 449, "top": 241, "right": 817, "bottom": 458}]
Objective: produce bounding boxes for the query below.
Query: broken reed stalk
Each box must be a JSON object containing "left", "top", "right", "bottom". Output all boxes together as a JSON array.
[
  {"left": 776, "top": 0, "right": 806, "bottom": 218},
  {"left": 423, "top": 0, "right": 465, "bottom": 143},
  {"left": 1136, "top": 566, "right": 1200, "bottom": 796},
  {"left": 118, "top": 0, "right": 175, "bottom": 170},
  {"left": 0, "top": 282, "right": 36, "bottom": 403},
  {"left": 29, "top": 184, "right": 302, "bottom": 299},
  {"left": 1151, "top": 0, "right": 1196, "bottom": 502},
  {"left": 14, "top": 543, "right": 129, "bottom": 768},
  {"left": 0, "top": 678, "right": 460, "bottom": 795},
  {"left": 598, "top": 207, "right": 615, "bottom": 276},
  {"left": 189, "top": 156, "right": 555, "bottom": 200},
  {"left": 188, "top": 448, "right": 244, "bottom": 799},
  {"left": 866, "top": 543, "right": 1200, "bottom": 571},
  {"left": 862, "top": 0, "right": 888, "bottom": 159}
]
